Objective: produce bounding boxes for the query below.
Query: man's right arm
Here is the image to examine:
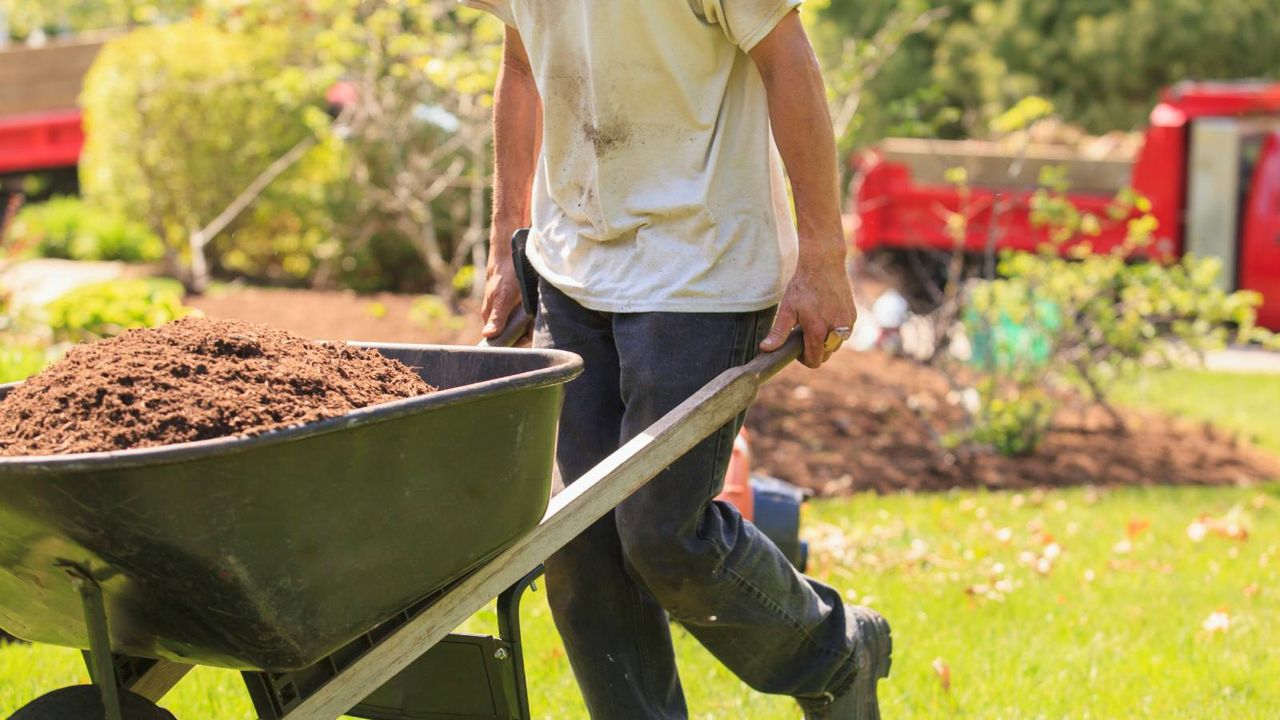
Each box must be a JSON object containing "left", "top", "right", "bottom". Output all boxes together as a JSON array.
[{"left": 481, "top": 26, "right": 542, "bottom": 338}]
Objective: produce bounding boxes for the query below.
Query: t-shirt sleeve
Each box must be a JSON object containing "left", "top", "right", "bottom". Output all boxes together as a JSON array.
[
  {"left": 699, "top": 0, "right": 803, "bottom": 51},
  {"left": 459, "top": 0, "right": 517, "bottom": 28}
]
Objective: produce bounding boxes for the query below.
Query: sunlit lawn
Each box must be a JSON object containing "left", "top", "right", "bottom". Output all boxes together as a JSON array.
[
  {"left": 3, "top": 368, "right": 1279, "bottom": 718},
  {"left": 3, "top": 484, "right": 1276, "bottom": 719},
  {"left": 1114, "top": 368, "right": 1280, "bottom": 453}
]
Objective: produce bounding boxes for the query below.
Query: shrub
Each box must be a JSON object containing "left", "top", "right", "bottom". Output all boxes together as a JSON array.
[
  {"left": 0, "top": 344, "right": 50, "bottom": 384},
  {"left": 898, "top": 166, "right": 1277, "bottom": 460},
  {"left": 45, "top": 279, "right": 191, "bottom": 343},
  {"left": 3, "top": 197, "right": 164, "bottom": 263},
  {"left": 79, "top": 21, "right": 334, "bottom": 288},
  {"left": 408, "top": 295, "right": 464, "bottom": 333},
  {"left": 815, "top": 0, "right": 1280, "bottom": 138},
  {"left": 956, "top": 220, "right": 1275, "bottom": 457}
]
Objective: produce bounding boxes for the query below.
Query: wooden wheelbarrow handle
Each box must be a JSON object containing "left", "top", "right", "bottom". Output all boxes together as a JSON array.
[{"left": 288, "top": 327, "right": 804, "bottom": 719}]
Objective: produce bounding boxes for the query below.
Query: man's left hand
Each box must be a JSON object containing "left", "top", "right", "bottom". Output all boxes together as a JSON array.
[{"left": 759, "top": 254, "right": 856, "bottom": 369}]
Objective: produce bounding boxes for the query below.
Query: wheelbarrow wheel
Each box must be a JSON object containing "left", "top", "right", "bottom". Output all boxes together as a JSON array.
[{"left": 8, "top": 685, "right": 176, "bottom": 720}]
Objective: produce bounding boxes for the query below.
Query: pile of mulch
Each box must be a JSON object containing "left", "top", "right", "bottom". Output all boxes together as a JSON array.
[
  {"left": 747, "top": 349, "right": 1280, "bottom": 496},
  {"left": 0, "top": 317, "right": 435, "bottom": 456}
]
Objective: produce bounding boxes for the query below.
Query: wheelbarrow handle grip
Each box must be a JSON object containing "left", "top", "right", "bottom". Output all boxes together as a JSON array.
[
  {"left": 749, "top": 325, "right": 806, "bottom": 377},
  {"left": 477, "top": 306, "right": 533, "bottom": 348}
]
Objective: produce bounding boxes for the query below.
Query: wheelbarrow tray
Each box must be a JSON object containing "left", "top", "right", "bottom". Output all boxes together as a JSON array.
[{"left": 0, "top": 344, "right": 581, "bottom": 673}]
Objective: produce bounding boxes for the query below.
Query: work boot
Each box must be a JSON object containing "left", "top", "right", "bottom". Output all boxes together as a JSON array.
[{"left": 800, "top": 606, "right": 892, "bottom": 720}]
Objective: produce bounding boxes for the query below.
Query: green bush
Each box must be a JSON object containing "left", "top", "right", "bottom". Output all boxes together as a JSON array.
[
  {"left": 960, "top": 244, "right": 1275, "bottom": 456},
  {"left": 813, "top": 0, "right": 1280, "bottom": 138},
  {"left": 3, "top": 197, "right": 164, "bottom": 263},
  {"left": 79, "top": 21, "right": 335, "bottom": 287},
  {"left": 920, "top": 168, "right": 1279, "bottom": 458},
  {"left": 966, "top": 379, "right": 1055, "bottom": 457},
  {"left": 45, "top": 279, "right": 191, "bottom": 343},
  {"left": 0, "top": 0, "right": 199, "bottom": 39},
  {"left": 0, "top": 343, "right": 51, "bottom": 384},
  {"left": 408, "top": 295, "right": 464, "bottom": 333}
]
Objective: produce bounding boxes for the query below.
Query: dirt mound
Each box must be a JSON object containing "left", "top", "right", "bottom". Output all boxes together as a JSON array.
[
  {"left": 187, "top": 287, "right": 482, "bottom": 344},
  {"left": 747, "top": 350, "right": 1280, "bottom": 496},
  {"left": 0, "top": 317, "right": 435, "bottom": 456}
]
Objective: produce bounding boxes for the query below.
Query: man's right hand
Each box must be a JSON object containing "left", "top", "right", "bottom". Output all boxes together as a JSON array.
[{"left": 481, "top": 247, "right": 523, "bottom": 339}]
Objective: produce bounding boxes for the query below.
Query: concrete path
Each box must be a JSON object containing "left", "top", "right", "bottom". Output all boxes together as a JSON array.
[
  {"left": 0, "top": 259, "right": 156, "bottom": 309},
  {"left": 1204, "top": 347, "right": 1280, "bottom": 374}
]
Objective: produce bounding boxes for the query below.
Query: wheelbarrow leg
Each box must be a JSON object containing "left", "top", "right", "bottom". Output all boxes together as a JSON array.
[
  {"left": 497, "top": 567, "right": 543, "bottom": 720},
  {"left": 64, "top": 565, "right": 124, "bottom": 720}
]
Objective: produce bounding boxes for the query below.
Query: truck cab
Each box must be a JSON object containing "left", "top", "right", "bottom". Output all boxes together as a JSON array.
[{"left": 1166, "top": 84, "right": 1280, "bottom": 330}]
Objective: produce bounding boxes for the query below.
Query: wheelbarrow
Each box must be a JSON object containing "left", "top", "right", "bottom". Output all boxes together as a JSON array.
[{"left": 0, "top": 321, "right": 804, "bottom": 719}]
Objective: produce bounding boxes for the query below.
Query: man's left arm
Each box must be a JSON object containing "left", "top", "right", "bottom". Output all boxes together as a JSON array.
[{"left": 750, "top": 10, "right": 856, "bottom": 368}]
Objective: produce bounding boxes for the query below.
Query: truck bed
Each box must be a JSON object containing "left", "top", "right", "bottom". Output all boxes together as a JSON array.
[
  {"left": 0, "top": 35, "right": 107, "bottom": 119},
  {"left": 877, "top": 137, "right": 1137, "bottom": 195}
]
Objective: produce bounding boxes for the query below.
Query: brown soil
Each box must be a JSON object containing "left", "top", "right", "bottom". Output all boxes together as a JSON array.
[
  {"left": 187, "top": 287, "right": 482, "bottom": 344},
  {"left": 747, "top": 349, "right": 1280, "bottom": 496},
  {"left": 0, "top": 317, "right": 435, "bottom": 456}
]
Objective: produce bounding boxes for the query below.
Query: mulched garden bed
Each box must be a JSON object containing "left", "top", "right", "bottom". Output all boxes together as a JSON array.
[
  {"left": 747, "top": 349, "right": 1280, "bottom": 496},
  {"left": 0, "top": 317, "right": 435, "bottom": 456}
]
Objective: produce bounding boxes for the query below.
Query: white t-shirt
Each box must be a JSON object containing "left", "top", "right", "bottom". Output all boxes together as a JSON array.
[{"left": 464, "top": 0, "right": 801, "bottom": 312}]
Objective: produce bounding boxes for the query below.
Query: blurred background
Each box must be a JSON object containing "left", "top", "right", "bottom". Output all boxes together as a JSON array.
[{"left": 1, "top": 1, "right": 1279, "bottom": 718}]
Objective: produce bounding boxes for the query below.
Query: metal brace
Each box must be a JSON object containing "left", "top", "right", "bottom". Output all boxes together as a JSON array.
[{"left": 59, "top": 561, "right": 124, "bottom": 720}]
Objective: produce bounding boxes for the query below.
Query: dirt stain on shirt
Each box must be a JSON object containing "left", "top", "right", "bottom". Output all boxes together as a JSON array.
[{"left": 582, "top": 121, "right": 632, "bottom": 158}]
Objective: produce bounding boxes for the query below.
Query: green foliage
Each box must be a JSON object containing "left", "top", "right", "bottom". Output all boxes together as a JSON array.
[
  {"left": 408, "top": 294, "right": 464, "bottom": 332},
  {"left": 44, "top": 279, "right": 190, "bottom": 343},
  {"left": 79, "top": 20, "right": 335, "bottom": 285},
  {"left": 933, "top": 165, "right": 1277, "bottom": 457},
  {"left": 989, "top": 96, "right": 1055, "bottom": 135},
  {"left": 0, "top": 344, "right": 50, "bottom": 384},
  {"left": 2, "top": 197, "right": 164, "bottom": 263},
  {"left": 967, "top": 378, "right": 1055, "bottom": 456},
  {"left": 451, "top": 265, "right": 476, "bottom": 296},
  {"left": 0, "top": 0, "right": 199, "bottom": 38},
  {"left": 963, "top": 235, "right": 1275, "bottom": 455},
  {"left": 811, "top": 0, "right": 1280, "bottom": 139},
  {"left": 336, "top": 232, "right": 432, "bottom": 294},
  {"left": 73, "top": 2, "right": 502, "bottom": 294},
  {"left": 0, "top": 268, "right": 51, "bottom": 383}
]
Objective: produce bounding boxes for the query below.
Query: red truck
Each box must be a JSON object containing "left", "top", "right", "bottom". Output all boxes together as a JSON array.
[
  {"left": 0, "top": 36, "right": 99, "bottom": 177},
  {"left": 851, "top": 81, "right": 1280, "bottom": 331}
]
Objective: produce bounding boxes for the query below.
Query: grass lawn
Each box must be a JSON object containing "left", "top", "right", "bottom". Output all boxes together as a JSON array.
[
  {"left": 1114, "top": 368, "right": 1280, "bottom": 452},
  {"left": 2, "top": 484, "right": 1276, "bottom": 719},
  {"left": 2, "top": 370, "right": 1278, "bottom": 718}
]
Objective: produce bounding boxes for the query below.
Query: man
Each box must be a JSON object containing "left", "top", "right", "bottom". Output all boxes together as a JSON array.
[{"left": 467, "top": 1, "right": 891, "bottom": 717}]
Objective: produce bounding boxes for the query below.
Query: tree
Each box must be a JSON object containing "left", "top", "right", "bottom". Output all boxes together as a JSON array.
[
  {"left": 79, "top": 20, "right": 332, "bottom": 291},
  {"left": 297, "top": 0, "right": 503, "bottom": 298},
  {"left": 811, "top": 0, "right": 1280, "bottom": 141},
  {"left": 0, "top": 0, "right": 199, "bottom": 38}
]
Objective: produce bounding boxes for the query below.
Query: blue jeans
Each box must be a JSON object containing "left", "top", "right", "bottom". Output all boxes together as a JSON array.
[{"left": 533, "top": 280, "right": 858, "bottom": 718}]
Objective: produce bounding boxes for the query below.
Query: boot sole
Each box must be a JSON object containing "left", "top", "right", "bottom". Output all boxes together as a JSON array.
[{"left": 848, "top": 607, "right": 892, "bottom": 720}]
